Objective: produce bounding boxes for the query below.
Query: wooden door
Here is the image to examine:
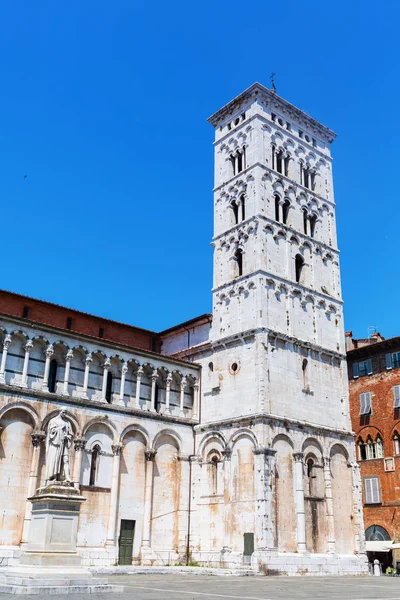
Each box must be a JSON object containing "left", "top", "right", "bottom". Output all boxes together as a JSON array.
[{"left": 119, "top": 519, "right": 135, "bottom": 565}]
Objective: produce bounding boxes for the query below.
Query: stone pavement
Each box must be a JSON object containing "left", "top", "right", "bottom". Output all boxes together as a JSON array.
[{"left": 1, "top": 573, "right": 400, "bottom": 599}]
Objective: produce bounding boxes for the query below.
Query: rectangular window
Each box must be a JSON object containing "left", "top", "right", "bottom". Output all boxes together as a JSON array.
[
  {"left": 360, "top": 392, "right": 372, "bottom": 415},
  {"left": 298, "top": 129, "right": 304, "bottom": 138},
  {"left": 99, "top": 327, "right": 105, "bottom": 338},
  {"left": 354, "top": 359, "right": 372, "bottom": 377},
  {"left": 312, "top": 138, "right": 317, "bottom": 148},
  {"left": 393, "top": 352, "right": 400, "bottom": 368},
  {"left": 394, "top": 437, "right": 400, "bottom": 455},
  {"left": 364, "top": 476, "right": 381, "bottom": 504},
  {"left": 384, "top": 457, "right": 395, "bottom": 472},
  {"left": 22, "top": 306, "right": 30, "bottom": 319},
  {"left": 66, "top": 317, "right": 72, "bottom": 330},
  {"left": 271, "top": 113, "right": 276, "bottom": 122},
  {"left": 286, "top": 122, "right": 291, "bottom": 131},
  {"left": 394, "top": 386, "right": 400, "bottom": 408}
]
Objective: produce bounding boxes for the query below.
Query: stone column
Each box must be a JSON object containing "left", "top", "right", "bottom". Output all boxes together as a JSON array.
[
  {"left": 0, "top": 334, "right": 12, "bottom": 384},
  {"left": 350, "top": 460, "right": 366, "bottom": 555},
  {"left": 42, "top": 344, "right": 54, "bottom": 392},
  {"left": 73, "top": 437, "right": 87, "bottom": 488},
  {"left": 20, "top": 340, "right": 33, "bottom": 388},
  {"left": 192, "top": 380, "right": 199, "bottom": 420},
  {"left": 142, "top": 448, "right": 157, "bottom": 549},
  {"left": 177, "top": 454, "right": 191, "bottom": 556},
  {"left": 253, "top": 446, "right": 277, "bottom": 550},
  {"left": 135, "top": 366, "right": 143, "bottom": 408},
  {"left": 21, "top": 430, "right": 46, "bottom": 544},
  {"left": 293, "top": 452, "right": 307, "bottom": 553},
  {"left": 165, "top": 373, "right": 172, "bottom": 415},
  {"left": 179, "top": 377, "right": 187, "bottom": 417},
  {"left": 323, "top": 456, "right": 336, "bottom": 553},
  {"left": 101, "top": 359, "right": 111, "bottom": 402},
  {"left": 106, "top": 442, "right": 123, "bottom": 548},
  {"left": 62, "top": 350, "right": 74, "bottom": 396},
  {"left": 82, "top": 354, "right": 92, "bottom": 399},
  {"left": 119, "top": 362, "right": 128, "bottom": 405},
  {"left": 150, "top": 370, "right": 158, "bottom": 412},
  {"left": 222, "top": 447, "right": 232, "bottom": 552}
]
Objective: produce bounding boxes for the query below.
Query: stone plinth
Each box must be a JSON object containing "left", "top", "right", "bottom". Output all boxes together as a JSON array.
[{"left": 26, "top": 482, "right": 85, "bottom": 556}]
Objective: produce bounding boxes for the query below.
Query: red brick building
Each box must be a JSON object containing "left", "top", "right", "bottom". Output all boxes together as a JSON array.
[{"left": 347, "top": 331, "right": 400, "bottom": 569}]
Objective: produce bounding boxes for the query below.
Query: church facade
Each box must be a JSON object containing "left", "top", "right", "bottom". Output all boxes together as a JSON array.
[{"left": 0, "top": 83, "right": 367, "bottom": 575}]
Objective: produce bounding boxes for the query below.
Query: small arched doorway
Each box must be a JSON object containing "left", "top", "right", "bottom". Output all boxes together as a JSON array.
[{"left": 365, "top": 525, "right": 392, "bottom": 572}]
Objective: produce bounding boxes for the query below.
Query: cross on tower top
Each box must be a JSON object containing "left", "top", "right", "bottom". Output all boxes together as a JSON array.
[{"left": 270, "top": 72, "right": 276, "bottom": 92}]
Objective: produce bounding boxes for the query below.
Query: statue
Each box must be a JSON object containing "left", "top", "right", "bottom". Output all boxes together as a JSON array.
[{"left": 45, "top": 409, "right": 73, "bottom": 483}]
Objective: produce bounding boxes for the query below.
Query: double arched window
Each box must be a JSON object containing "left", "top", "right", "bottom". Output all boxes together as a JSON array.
[{"left": 358, "top": 435, "right": 384, "bottom": 461}]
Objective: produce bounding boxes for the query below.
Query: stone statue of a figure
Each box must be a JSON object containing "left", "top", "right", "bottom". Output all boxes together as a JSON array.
[{"left": 45, "top": 409, "right": 73, "bottom": 483}]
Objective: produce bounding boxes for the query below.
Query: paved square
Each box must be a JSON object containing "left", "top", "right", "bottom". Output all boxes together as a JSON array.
[{"left": 2, "top": 574, "right": 400, "bottom": 600}]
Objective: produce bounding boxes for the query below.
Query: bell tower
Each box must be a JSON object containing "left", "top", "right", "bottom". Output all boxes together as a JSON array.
[{"left": 205, "top": 83, "right": 348, "bottom": 428}]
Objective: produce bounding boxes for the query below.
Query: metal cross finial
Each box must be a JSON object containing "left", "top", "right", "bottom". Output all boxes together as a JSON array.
[{"left": 270, "top": 72, "right": 276, "bottom": 92}]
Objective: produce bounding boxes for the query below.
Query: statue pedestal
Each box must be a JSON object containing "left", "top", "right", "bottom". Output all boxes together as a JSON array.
[{"left": 25, "top": 482, "right": 85, "bottom": 560}]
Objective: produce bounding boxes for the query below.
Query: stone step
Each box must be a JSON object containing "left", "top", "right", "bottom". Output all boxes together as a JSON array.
[
  {"left": 0, "top": 583, "right": 124, "bottom": 595},
  {"left": 0, "top": 576, "right": 105, "bottom": 586}
]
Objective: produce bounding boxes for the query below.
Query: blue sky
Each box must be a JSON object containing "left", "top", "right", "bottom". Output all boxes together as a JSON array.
[{"left": 0, "top": 0, "right": 398, "bottom": 338}]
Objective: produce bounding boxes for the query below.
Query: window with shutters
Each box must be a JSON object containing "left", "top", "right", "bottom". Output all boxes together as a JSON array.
[
  {"left": 360, "top": 391, "right": 372, "bottom": 415},
  {"left": 353, "top": 359, "right": 372, "bottom": 378},
  {"left": 386, "top": 352, "right": 400, "bottom": 370},
  {"left": 394, "top": 386, "right": 400, "bottom": 408},
  {"left": 364, "top": 477, "right": 381, "bottom": 504}
]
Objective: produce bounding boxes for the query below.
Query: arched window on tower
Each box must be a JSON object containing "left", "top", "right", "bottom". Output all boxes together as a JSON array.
[
  {"left": 282, "top": 199, "right": 290, "bottom": 225},
  {"left": 240, "top": 194, "right": 246, "bottom": 221},
  {"left": 310, "top": 214, "right": 317, "bottom": 238},
  {"left": 105, "top": 372, "right": 113, "bottom": 403},
  {"left": 234, "top": 249, "right": 243, "bottom": 277},
  {"left": 302, "top": 209, "right": 308, "bottom": 235},
  {"left": 295, "top": 254, "right": 304, "bottom": 284},
  {"left": 275, "top": 195, "right": 280, "bottom": 222},
  {"left": 48, "top": 359, "right": 58, "bottom": 393},
  {"left": 231, "top": 201, "right": 239, "bottom": 225},
  {"left": 89, "top": 444, "right": 100, "bottom": 487},
  {"left": 237, "top": 152, "right": 243, "bottom": 173}
]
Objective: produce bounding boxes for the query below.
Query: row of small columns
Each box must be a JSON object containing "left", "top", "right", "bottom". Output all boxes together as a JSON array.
[{"left": 0, "top": 337, "right": 199, "bottom": 417}]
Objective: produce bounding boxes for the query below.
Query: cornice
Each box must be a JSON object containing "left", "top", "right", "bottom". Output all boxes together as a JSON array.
[
  {"left": 0, "top": 313, "right": 200, "bottom": 372},
  {"left": 0, "top": 384, "right": 199, "bottom": 426},
  {"left": 213, "top": 214, "right": 339, "bottom": 256},
  {"left": 213, "top": 162, "right": 335, "bottom": 209},
  {"left": 208, "top": 83, "right": 336, "bottom": 144},
  {"left": 212, "top": 268, "right": 343, "bottom": 305},
  {"left": 194, "top": 411, "right": 353, "bottom": 438}
]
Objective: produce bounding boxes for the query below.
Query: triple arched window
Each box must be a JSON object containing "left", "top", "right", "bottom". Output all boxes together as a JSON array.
[{"left": 358, "top": 435, "right": 384, "bottom": 461}]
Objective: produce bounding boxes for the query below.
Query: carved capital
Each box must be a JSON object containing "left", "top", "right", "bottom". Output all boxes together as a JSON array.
[
  {"left": 137, "top": 366, "right": 144, "bottom": 377},
  {"left": 180, "top": 376, "right": 187, "bottom": 391},
  {"left": 145, "top": 448, "right": 157, "bottom": 461},
  {"left": 74, "top": 436, "right": 87, "bottom": 451},
  {"left": 31, "top": 430, "right": 46, "bottom": 447},
  {"left": 293, "top": 452, "right": 304, "bottom": 462},
  {"left": 85, "top": 353, "right": 93, "bottom": 365},
  {"left": 66, "top": 350, "right": 74, "bottom": 361},
  {"left": 111, "top": 442, "right": 123, "bottom": 456},
  {"left": 46, "top": 344, "right": 54, "bottom": 357},
  {"left": 177, "top": 453, "right": 191, "bottom": 462},
  {"left": 103, "top": 359, "right": 111, "bottom": 369},
  {"left": 151, "top": 370, "right": 158, "bottom": 382},
  {"left": 121, "top": 362, "right": 128, "bottom": 374},
  {"left": 3, "top": 334, "right": 12, "bottom": 349},
  {"left": 253, "top": 446, "right": 276, "bottom": 458},
  {"left": 25, "top": 340, "right": 33, "bottom": 351},
  {"left": 323, "top": 456, "right": 331, "bottom": 468},
  {"left": 193, "top": 380, "right": 199, "bottom": 390},
  {"left": 166, "top": 373, "right": 173, "bottom": 387},
  {"left": 222, "top": 446, "right": 232, "bottom": 460}
]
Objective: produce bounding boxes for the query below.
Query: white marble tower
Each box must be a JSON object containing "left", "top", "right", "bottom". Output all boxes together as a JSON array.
[{"left": 178, "top": 83, "right": 368, "bottom": 574}]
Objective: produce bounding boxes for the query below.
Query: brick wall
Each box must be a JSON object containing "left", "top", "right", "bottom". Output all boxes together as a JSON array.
[
  {"left": 0, "top": 290, "right": 159, "bottom": 352},
  {"left": 349, "top": 340, "right": 400, "bottom": 540}
]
